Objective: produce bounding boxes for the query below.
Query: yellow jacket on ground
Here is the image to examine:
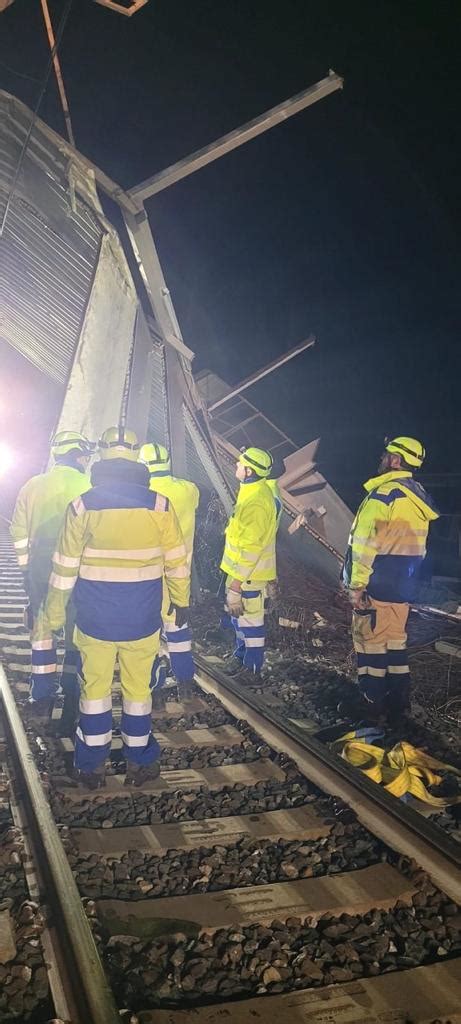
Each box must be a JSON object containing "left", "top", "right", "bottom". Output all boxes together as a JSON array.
[
  {"left": 10, "top": 465, "right": 91, "bottom": 605},
  {"left": 221, "top": 478, "right": 277, "bottom": 583},
  {"left": 343, "top": 470, "right": 439, "bottom": 602},
  {"left": 43, "top": 459, "right": 190, "bottom": 642}
]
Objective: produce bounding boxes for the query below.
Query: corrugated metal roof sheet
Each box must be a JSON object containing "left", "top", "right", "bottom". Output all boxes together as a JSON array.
[{"left": 0, "top": 92, "right": 102, "bottom": 383}]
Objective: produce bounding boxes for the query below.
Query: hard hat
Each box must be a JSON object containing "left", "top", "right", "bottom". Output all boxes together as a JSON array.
[
  {"left": 139, "top": 442, "right": 171, "bottom": 473},
  {"left": 239, "top": 446, "right": 273, "bottom": 478},
  {"left": 98, "top": 426, "right": 140, "bottom": 461},
  {"left": 51, "top": 430, "right": 95, "bottom": 458},
  {"left": 385, "top": 436, "right": 425, "bottom": 468}
]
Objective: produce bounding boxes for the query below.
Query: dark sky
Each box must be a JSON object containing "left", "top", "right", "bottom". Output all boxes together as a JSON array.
[{"left": 1, "top": 0, "right": 460, "bottom": 510}]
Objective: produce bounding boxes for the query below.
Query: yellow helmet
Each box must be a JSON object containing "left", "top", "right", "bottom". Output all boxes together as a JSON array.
[
  {"left": 98, "top": 426, "right": 140, "bottom": 461},
  {"left": 51, "top": 430, "right": 95, "bottom": 458},
  {"left": 239, "top": 446, "right": 273, "bottom": 478},
  {"left": 385, "top": 436, "right": 425, "bottom": 468},
  {"left": 139, "top": 442, "right": 171, "bottom": 473}
]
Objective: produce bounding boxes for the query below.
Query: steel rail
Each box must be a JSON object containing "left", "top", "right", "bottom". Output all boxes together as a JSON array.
[
  {"left": 194, "top": 653, "right": 461, "bottom": 902},
  {"left": 0, "top": 664, "right": 120, "bottom": 1024}
]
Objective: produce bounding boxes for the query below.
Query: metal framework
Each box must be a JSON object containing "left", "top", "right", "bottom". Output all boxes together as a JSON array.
[{"left": 1, "top": 70, "right": 344, "bottom": 525}]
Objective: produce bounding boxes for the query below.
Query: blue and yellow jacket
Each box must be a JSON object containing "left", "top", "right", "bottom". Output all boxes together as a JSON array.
[
  {"left": 343, "top": 470, "right": 439, "bottom": 602},
  {"left": 43, "top": 459, "right": 190, "bottom": 642}
]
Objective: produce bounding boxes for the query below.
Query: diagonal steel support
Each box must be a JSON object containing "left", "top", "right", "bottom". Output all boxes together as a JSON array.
[{"left": 129, "top": 71, "right": 343, "bottom": 201}]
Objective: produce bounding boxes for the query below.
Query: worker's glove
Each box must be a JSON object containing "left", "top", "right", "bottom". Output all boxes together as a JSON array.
[
  {"left": 170, "top": 604, "right": 189, "bottom": 629},
  {"left": 348, "top": 588, "right": 369, "bottom": 610},
  {"left": 225, "top": 588, "right": 244, "bottom": 618},
  {"left": 23, "top": 605, "right": 34, "bottom": 631}
]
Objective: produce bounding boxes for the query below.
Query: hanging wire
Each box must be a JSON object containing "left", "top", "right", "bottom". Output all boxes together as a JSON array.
[
  {"left": 0, "top": 58, "right": 40, "bottom": 82},
  {"left": 0, "top": 0, "right": 74, "bottom": 239}
]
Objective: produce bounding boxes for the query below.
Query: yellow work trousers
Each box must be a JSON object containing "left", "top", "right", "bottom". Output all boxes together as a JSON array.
[
  {"left": 352, "top": 597, "right": 410, "bottom": 714},
  {"left": 73, "top": 627, "right": 161, "bottom": 773}
]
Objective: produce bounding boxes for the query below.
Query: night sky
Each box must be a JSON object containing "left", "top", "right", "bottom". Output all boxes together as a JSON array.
[{"left": 0, "top": 0, "right": 460, "bottom": 512}]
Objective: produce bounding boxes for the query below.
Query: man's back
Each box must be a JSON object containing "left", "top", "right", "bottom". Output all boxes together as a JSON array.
[
  {"left": 45, "top": 458, "right": 190, "bottom": 642},
  {"left": 148, "top": 473, "right": 199, "bottom": 556},
  {"left": 11, "top": 464, "right": 91, "bottom": 607}
]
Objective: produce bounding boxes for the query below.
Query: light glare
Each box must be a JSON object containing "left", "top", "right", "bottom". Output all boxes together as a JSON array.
[{"left": 0, "top": 443, "right": 14, "bottom": 478}]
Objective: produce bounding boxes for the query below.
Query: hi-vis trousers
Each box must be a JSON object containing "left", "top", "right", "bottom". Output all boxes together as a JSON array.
[
  {"left": 151, "top": 579, "right": 194, "bottom": 690},
  {"left": 352, "top": 597, "right": 410, "bottom": 716},
  {"left": 30, "top": 600, "right": 80, "bottom": 703},
  {"left": 74, "top": 627, "right": 161, "bottom": 774},
  {"left": 232, "top": 586, "right": 266, "bottom": 674}
]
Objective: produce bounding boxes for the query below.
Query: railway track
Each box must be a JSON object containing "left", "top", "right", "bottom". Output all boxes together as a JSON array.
[{"left": 1, "top": 534, "right": 461, "bottom": 1023}]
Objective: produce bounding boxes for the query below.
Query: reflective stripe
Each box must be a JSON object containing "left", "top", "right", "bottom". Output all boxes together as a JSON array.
[
  {"left": 53, "top": 552, "right": 81, "bottom": 568},
  {"left": 255, "top": 555, "right": 275, "bottom": 570},
  {"left": 165, "top": 639, "right": 191, "bottom": 652},
  {"left": 245, "top": 637, "right": 265, "bottom": 648},
  {"left": 80, "top": 696, "right": 112, "bottom": 714},
  {"left": 83, "top": 546, "right": 162, "bottom": 560},
  {"left": 17, "top": 554, "right": 29, "bottom": 566},
  {"left": 76, "top": 727, "right": 112, "bottom": 746},
  {"left": 32, "top": 639, "right": 54, "bottom": 651},
  {"left": 49, "top": 572, "right": 76, "bottom": 591},
  {"left": 123, "top": 699, "right": 152, "bottom": 716},
  {"left": 79, "top": 564, "right": 163, "bottom": 582},
  {"left": 154, "top": 495, "right": 168, "bottom": 512},
  {"left": 387, "top": 665, "right": 410, "bottom": 675},
  {"left": 238, "top": 615, "right": 264, "bottom": 628},
  {"left": 165, "top": 564, "right": 188, "bottom": 579},
  {"left": 164, "top": 545, "right": 186, "bottom": 561},
  {"left": 121, "top": 732, "right": 151, "bottom": 747},
  {"left": 32, "top": 663, "right": 57, "bottom": 674},
  {"left": 72, "top": 497, "right": 86, "bottom": 516},
  {"left": 358, "top": 666, "right": 387, "bottom": 677},
  {"left": 13, "top": 538, "right": 28, "bottom": 549}
]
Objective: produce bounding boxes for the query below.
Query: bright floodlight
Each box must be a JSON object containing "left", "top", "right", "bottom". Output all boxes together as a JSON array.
[{"left": 0, "top": 443, "right": 13, "bottom": 478}]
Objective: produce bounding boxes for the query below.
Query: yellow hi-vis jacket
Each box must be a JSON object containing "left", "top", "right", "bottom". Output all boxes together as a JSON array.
[
  {"left": 266, "top": 478, "right": 283, "bottom": 527},
  {"left": 148, "top": 473, "right": 199, "bottom": 562},
  {"left": 220, "top": 478, "right": 277, "bottom": 584},
  {"left": 10, "top": 465, "right": 91, "bottom": 600},
  {"left": 343, "top": 470, "right": 439, "bottom": 603},
  {"left": 43, "top": 462, "right": 190, "bottom": 643}
]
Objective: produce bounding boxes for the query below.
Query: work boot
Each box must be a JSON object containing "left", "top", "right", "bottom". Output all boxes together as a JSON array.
[
  {"left": 124, "top": 760, "right": 161, "bottom": 787},
  {"left": 56, "top": 690, "right": 79, "bottom": 738},
  {"left": 24, "top": 696, "right": 55, "bottom": 723},
  {"left": 176, "top": 678, "right": 195, "bottom": 700},
  {"left": 152, "top": 687, "right": 167, "bottom": 711},
  {"left": 78, "top": 765, "right": 106, "bottom": 790}
]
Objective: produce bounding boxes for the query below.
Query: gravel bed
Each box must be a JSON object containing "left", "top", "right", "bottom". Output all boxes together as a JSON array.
[
  {"left": 90, "top": 879, "right": 461, "bottom": 1008},
  {"left": 69, "top": 821, "right": 383, "bottom": 900},
  {"left": 0, "top": 824, "right": 28, "bottom": 909},
  {"left": 52, "top": 777, "right": 318, "bottom": 829},
  {"left": 0, "top": 902, "right": 50, "bottom": 1022},
  {"left": 0, "top": 813, "right": 50, "bottom": 1020}
]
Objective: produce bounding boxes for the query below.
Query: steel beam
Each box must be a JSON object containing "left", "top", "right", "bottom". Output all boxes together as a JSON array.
[
  {"left": 208, "top": 335, "right": 315, "bottom": 413},
  {"left": 129, "top": 71, "right": 343, "bottom": 201}
]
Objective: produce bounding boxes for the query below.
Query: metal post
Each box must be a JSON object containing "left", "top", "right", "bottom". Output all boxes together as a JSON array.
[
  {"left": 40, "top": 0, "right": 76, "bottom": 147},
  {"left": 129, "top": 71, "right": 343, "bottom": 201},
  {"left": 123, "top": 206, "right": 193, "bottom": 475},
  {"left": 208, "top": 335, "right": 316, "bottom": 412}
]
